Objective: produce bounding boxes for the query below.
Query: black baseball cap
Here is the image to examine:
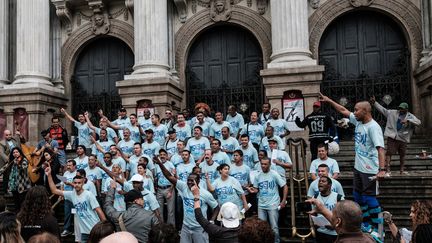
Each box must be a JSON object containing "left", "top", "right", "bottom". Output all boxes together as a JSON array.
[{"left": 124, "top": 189, "right": 142, "bottom": 203}]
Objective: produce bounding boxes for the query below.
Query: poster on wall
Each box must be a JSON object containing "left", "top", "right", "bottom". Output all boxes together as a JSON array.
[{"left": 282, "top": 91, "right": 305, "bottom": 132}]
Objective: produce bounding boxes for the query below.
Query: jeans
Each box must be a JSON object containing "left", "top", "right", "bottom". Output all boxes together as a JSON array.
[
  {"left": 258, "top": 207, "right": 280, "bottom": 243},
  {"left": 63, "top": 200, "right": 74, "bottom": 232},
  {"left": 180, "top": 225, "right": 209, "bottom": 243},
  {"left": 156, "top": 187, "right": 176, "bottom": 225}
]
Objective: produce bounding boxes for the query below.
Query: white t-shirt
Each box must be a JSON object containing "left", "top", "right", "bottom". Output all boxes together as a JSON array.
[
  {"left": 63, "top": 190, "right": 101, "bottom": 234},
  {"left": 186, "top": 137, "right": 210, "bottom": 160},
  {"left": 309, "top": 157, "right": 340, "bottom": 177}
]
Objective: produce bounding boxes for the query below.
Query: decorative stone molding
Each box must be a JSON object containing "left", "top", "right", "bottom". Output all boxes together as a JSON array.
[
  {"left": 61, "top": 19, "right": 134, "bottom": 94},
  {"left": 173, "top": 0, "right": 188, "bottom": 23},
  {"left": 125, "top": 0, "right": 133, "bottom": 17},
  {"left": 175, "top": 5, "right": 272, "bottom": 89},
  {"left": 86, "top": 0, "right": 110, "bottom": 35},
  {"left": 309, "top": 0, "right": 423, "bottom": 66},
  {"left": 51, "top": 0, "right": 73, "bottom": 35},
  {"left": 349, "top": 0, "right": 374, "bottom": 7}
]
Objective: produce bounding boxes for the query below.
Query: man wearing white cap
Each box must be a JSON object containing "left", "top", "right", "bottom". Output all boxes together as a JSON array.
[{"left": 192, "top": 180, "right": 240, "bottom": 242}]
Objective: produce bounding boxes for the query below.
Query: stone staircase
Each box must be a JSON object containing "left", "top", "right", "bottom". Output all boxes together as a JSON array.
[{"left": 279, "top": 136, "right": 432, "bottom": 242}]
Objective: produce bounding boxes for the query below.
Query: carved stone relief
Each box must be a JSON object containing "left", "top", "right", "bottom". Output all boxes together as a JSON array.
[
  {"left": 256, "top": 0, "right": 268, "bottom": 15},
  {"left": 51, "top": 0, "right": 73, "bottom": 35},
  {"left": 309, "top": 0, "right": 320, "bottom": 9},
  {"left": 210, "top": 0, "right": 232, "bottom": 22},
  {"left": 349, "top": 0, "right": 374, "bottom": 7}
]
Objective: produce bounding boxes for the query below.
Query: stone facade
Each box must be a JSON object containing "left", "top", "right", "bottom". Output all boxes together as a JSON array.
[{"left": 0, "top": 0, "right": 430, "bottom": 144}]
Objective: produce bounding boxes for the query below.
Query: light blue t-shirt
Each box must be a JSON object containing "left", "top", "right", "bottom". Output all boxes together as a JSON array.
[
  {"left": 211, "top": 151, "right": 231, "bottom": 166},
  {"left": 62, "top": 170, "right": 76, "bottom": 191},
  {"left": 112, "top": 157, "right": 127, "bottom": 172},
  {"left": 63, "top": 190, "right": 101, "bottom": 234},
  {"left": 117, "top": 139, "right": 135, "bottom": 156},
  {"left": 267, "top": 119, "right": 289, "bottom": 137},
  {"left": 74, "top": 121, "right": 92, "bottom": 147},
  {"left": 123, "top": 183, "right": 159, "bottom": 211},
  {"left": 112, "top": 117, "right": 131, "bottom": 140},
  {"left": 138, "top": 117, "right": 152, "bottom": 131},
  {"left": 155, "top": 161, "right": 176, "bottom": 187},
  {"left": 151, "top": 124, "right": 168, "bottom": 146},
  {"left": 127, "top": 154, "right": 154, "bottom": 178},
  {"left": 229, "top": 164, "right": 251, "bottom": 188},
  {"left": 176, "top": 180, "right": 218, "bottom": 229},
  {"left": 171, "top": 153, "right": 195, "bottom": 168},
  {"left": 120, "top": 125, "right": 141, "bottom": 143},
  {"left": 85, "top": 166, "right": 103, "bottom": 183},
  {"left": 165, "top": 139, "right": 179, "bottom": 157},
  {"left": 141, "top": 141, "right": 160, "bottom": 158},
  {"left": 100, "top": 164, "right": 114, "bottom": 193},
  {"left": 94, "top": 127, "right": 117, "bottom": 143},
  {"left": 309, "top": 157, "right": 340, "bottom": 177},
  {"left": 238, "top": 145, "right": 259, "bottom": 169},
  {"left": 176, "top": 163, "right": 196, "bottom": 182},
  {"left": 210, "top": 121, "right": 231, "bottom": 140},
  {"left": 191, "top": 116, "right": 215, "bottom": 126},
  {"left": 226, "top": 113, "right": 245, "bottom": 136},
  {"left": 307, "top": 178, "right": 345, "bottom": 198},
  {"left": 84, "top": 180, "right": 97, "bottom": 196},
  {"left": 260, "top": 136, "right": 285, "bottom": 154},
  {"left": 269, "top": 149, "right": 292, "bottom": 179},
  {"left": 186, "top": 137, "right": 210, "bottom": 160},
  {"left": 104, "top": 178, "right": 126, "bottom": 212},
  {"left": 253, "top": 170, "right": 286, "bottom": 210},
  {"left": 349, "top": 113, "right": 384, "bottom": 174},
  {"left": 173, "top": 124, "right": 192, "bottom": 141},
  {"left": 314, "top": 192, "right": 344, "bottom": 235},
  {"left": 193, "top": 122, "right": 211, "bottom": 137},
  {"left": 74, "top": 156, "right": 89, "bottom": 170},
  {"left": 212, "top": 176, "right": 245, "bottom": 210},
  {"left": 221, "top": 137, "right": 240, "bottom": 160},
  {"left": 199, "top": 161, "right": 220, "bottom": 189},
  {"left": 92, "top": 140, "right": 113, "bottom": 162},
  {"left": 241, "top": 123, "right": 265, "bottom": 145}
]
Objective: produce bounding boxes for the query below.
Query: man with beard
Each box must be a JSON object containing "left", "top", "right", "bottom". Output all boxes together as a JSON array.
[
  {"left": 267, "top": 108, "right": 290, "bottom": 139},
  {"left": 210, "top": 112, "right": 231, "bottom": 141}
]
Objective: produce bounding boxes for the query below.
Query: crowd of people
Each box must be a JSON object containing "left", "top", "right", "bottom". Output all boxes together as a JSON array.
[{"left": 0, "top": 94, "right": 429, "bottom": 243}]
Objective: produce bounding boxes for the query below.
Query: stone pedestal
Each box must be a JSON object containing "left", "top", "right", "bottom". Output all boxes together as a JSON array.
[
  {"left": 261, "top": 65, "right": 325, "bottom": 138},
  {"left": 0, "top": 88, "right": 67, "bottom": 145},
  {"left": 414, "top": 60, "right": 432, "bottom": 135},
  {"left": 117, "top": 73, "right": 184, "bottom": 115}
]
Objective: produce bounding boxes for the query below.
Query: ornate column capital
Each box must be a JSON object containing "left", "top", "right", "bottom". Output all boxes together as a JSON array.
[{"left": 51, "top": 0, "right": 73, "bottom": 35}]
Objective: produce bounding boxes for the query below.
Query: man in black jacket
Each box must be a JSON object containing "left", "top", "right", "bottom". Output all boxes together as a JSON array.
[{"left": 295, "top": 101, "right": 335, "bottom": 160}]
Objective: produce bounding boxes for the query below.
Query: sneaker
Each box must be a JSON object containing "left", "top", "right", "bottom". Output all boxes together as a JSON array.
[
  {"left": 384, "top": 172, "right": 391, "bottom": 177},
  {"left": 61, "top": 230, "right": 72, "bottom": 237}
]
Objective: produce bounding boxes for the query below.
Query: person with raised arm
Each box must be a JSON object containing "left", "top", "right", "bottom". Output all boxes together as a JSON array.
[{"left": 153, "top": 155, "right": 220, "bottom": 243}]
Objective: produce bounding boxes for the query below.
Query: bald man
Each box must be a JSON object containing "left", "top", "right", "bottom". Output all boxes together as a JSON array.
[
  {"left": 319, "top": 93, "right": 385, "bottom": 241},
  {"left": 0, "top": 130, "right": 23, "bottom": 167},
  {"left": 100, "top": 232, "right": 138, "bottom": 243}
]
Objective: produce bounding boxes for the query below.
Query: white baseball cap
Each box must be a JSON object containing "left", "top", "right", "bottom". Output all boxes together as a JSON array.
[
  {"left": 217, "top": 202, "right": 241, "bottom": 228},
  {"left": 130, "top": 174, "right": 143, "bottom": 182}
]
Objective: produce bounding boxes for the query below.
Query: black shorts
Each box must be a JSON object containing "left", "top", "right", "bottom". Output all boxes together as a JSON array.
[{"left": 353, "top": 168, "right": 379, "bottom": 196}]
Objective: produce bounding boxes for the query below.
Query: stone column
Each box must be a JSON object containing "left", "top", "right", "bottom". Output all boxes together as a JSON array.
[
  {"left": 0, "top": 0, "right": 8, "bottom": 86},
  {"left": 268, "top": 0, "right": 316, "bottom": 68},
  {"left": 132, "top": 0, "right": 170, "bottom": 74},
  {"left": 13, "top": 0, "right": 52, "bottom": 87}
]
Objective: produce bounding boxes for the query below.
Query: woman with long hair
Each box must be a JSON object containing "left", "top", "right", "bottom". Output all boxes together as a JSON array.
[
  {"left": 206, "top": 163, "right": 249, "bottom": 213},
  {"left": 0, "top": 211, "right": 25, "bottom": 243},
  {"left": 384, "top": 200, "right": 432, "bottom": 243},
  {"left": 36, "top": 148, "right": 60, "bottom": 187},
  {"left": 17, "top": 186, "right": 59, "bottom": 241},
  {"left": 7, "top": 147, "right": 31, "bottom": 211}
]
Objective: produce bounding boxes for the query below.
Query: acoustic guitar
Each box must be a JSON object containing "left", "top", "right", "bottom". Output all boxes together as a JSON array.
[{"left": 21, "top": 143, "right": 42, "bottom": 184}]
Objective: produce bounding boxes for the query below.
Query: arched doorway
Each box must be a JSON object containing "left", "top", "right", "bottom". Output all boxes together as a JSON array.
[
  {"left": 186, "top": 25, "right": 264, "bottom": 115},
  {"left": 319, "top": 11, "right": 410, "bottom": 126},
  {"left": 72, "top": 37, "right": 134, "bottom": 120}
]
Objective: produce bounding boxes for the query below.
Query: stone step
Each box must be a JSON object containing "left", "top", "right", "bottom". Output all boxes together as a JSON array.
[{"left": 335, "top": 148, "right": 431, "bottom": 155}]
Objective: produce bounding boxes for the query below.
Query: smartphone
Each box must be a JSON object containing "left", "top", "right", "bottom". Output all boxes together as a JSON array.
[{"left": 296, "top": 202, "right": 312, "bottom": 213}]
